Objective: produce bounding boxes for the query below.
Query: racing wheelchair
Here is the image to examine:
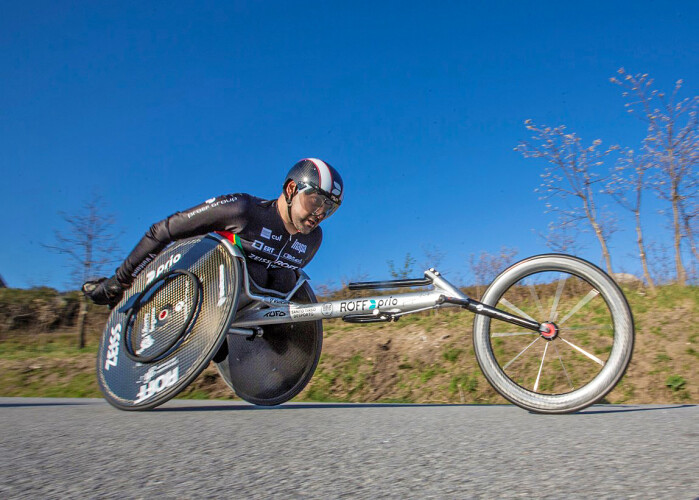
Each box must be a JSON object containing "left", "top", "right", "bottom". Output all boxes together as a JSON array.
[{"left": 97, "top": 232, "right": 634, "bottom": 414}]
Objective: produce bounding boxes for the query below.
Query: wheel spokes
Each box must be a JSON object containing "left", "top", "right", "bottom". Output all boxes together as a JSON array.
[
  {"left": 550, "top": 274, "right": 567, "bottom": 322},
  {"left": 491, "top": 331, "right": 538, "bottom": 338},
  {"left": 559, "top": 337, "right": 605, "bottom": 366},
  {"left": 499, "top": 297, "right": 537, "bottom": 323},
  {"left": 490, "top": 271, "right": 615, "bottom": 396},
  {"left": 503, "top": 336, "right": 541, "bottom": 370},
  {"left": 533, "top": 341, "right": 549, "bottom": 392},
  {"left": 558, "top": 289, "right": 600, "bottom": 326},
  {"left": 528, "top": 283, "right": 545, "bottom": 318},
  {"left": 553, "top": 340, "right": 574, "bottom": 390},
  {"left": 562, "top": 325, "right": 613, "bottom": 332}
]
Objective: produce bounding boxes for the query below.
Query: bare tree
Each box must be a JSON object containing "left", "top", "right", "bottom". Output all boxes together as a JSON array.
[
  {"left": 611, "top": 68, "right": 699, "bottom": 285},
  {"left": 469, "top": 247, "right": 518, "bottom": 298},
  {"left": 605, "top": 149, "right": 656, "bottom": 292},
  {"left": 515, "top": 122, "right": 619, "bottom": 274},
  {"left": 536, "top": 217, "right": 585, "bottom": 255},
  {"left": 421, "top": 245, "right": 445, "bottom": 273},
  {"left": 387, "top": 253, "right": 416, "bottom": 279},
  {"left": 43, "top": 196, "right": 122, "bottom": 348}
]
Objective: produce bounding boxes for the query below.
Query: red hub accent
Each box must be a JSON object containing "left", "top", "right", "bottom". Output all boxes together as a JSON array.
[
  {"left": 540, "top": 322, "right": 559, "bottom": 340},
  {"left": 159, "top": 309, "right": 169, "bottom": 321}
]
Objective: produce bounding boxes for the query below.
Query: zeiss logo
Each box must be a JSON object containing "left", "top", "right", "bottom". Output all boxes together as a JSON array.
[
  {"left": 252, "top": 240, "right": 276, "bottom": 254},
  {"left": 291, "top": 241, "right": 307, "bottom": 254}
]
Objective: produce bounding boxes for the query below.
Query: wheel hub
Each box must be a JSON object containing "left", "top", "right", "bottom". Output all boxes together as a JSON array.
[{"left": 539, "top": 322, "right": 559, "bottom": 340}]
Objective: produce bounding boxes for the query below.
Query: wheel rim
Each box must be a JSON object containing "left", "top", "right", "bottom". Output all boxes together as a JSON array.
[
  {"left": 473, "top": 254, "right": 634, "bottom": 413},
  {"left": 490, "top": 270, "right": 615, "bottom": 395}
]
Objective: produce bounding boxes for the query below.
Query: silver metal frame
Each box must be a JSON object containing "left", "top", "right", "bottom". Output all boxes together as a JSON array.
[{"left": 215, "top": 235, "right": 468, "bottom": 337}]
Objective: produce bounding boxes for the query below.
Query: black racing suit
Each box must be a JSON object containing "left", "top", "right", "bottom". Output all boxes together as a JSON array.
[{"left": 115, "top": 193, "right": 323, "bottom": 294}]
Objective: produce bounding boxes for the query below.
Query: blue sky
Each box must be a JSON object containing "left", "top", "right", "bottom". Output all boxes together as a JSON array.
[{"left": 2, "top": 1, "right": 698, "bottom": 290}]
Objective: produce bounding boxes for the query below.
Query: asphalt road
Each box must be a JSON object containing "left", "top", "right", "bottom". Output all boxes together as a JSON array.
[{"left": 0, "top": 398, "right": 697, "bottom": 499}]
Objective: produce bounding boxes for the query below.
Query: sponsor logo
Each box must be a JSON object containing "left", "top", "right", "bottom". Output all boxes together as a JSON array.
[
  {"left": 282, "top": 252, "right": 303, "bottom": 265},
  {"left": 289, "top": 305, "right": 320, "bottom": 319},
  {"left": 247, "top": 253, "right": 299, "bottom": 270},
  {"left": 217, "top": 264, "right": 226, "bottom": 307},
  {"left": 187, "top": 196, "right": 237, "bottom": 219},
  {"left": 339, "top": 297, "right": 398, "bottom": 313},
  {"left": 145, "top": 253, "right": 182, "bottom": 284},
  {"left": 104, "top": 324, "right": 122, "bottom": 370},
  {"left": 252, "top": 240, "right": 276, "bottom": 254},
  {"left": 322, "top": 303, "right": 332, "bottom": 316},
  {"left": 134, "top": 365, "right": 180, "bottom": 404},
  {"left": 137, "top": 334, "right": 154, "bottom": 354},
  {"left": 332, "top": 181, "right": 342, "bottom": 196},
  {"left": 260, "top": 227, "right": 272, "bottom": 239},
  {"left": 263, "top": 310, "right": 287, "bottom": 318},
  {"left": 291, "top": 241, "right": 307, "bottom": 254},
  {"left": 131, "top": 253, "right": 157, "bottom": 278},
  {"left": 141, "top": 307, "right": 157, "bottom": 334}
]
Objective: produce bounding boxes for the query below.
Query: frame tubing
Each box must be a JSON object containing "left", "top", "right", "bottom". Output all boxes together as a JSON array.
[{"left": 230, "top": 290, "right": 454, "bottom": 328}]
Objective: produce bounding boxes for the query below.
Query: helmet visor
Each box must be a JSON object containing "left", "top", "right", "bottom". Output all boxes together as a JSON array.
[{"left": 297, "top": 187, "right": 340, "bottom": 218}]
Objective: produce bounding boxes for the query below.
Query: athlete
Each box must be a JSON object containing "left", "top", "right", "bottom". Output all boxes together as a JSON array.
[{"left": 82, "top": 158, "right": 344, "bottom": 308}]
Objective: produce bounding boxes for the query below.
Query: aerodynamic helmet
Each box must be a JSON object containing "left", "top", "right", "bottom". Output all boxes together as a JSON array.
[{"left": 283, "top": 158, "right": 344, "bottom": 217}]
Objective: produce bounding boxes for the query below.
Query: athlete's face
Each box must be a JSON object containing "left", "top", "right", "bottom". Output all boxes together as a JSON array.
[
  {"left": 284, "top": 181, "right": 338, "bottom": 234},
  {"left": 290, "top": 191, "right": 328, "bottom": 234}
]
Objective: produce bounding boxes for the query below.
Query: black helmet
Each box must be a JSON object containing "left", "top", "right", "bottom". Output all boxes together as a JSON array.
[{"left": 284, "top": 158, "right": 344, "bottom": 216}]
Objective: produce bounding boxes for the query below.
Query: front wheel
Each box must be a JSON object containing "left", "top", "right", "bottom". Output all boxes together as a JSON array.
[{"left": 473, "top": 254, "right": 634, "bottom": 414}]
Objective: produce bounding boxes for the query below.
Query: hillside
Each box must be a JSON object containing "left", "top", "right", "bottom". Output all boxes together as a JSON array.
[{"left": 0, "top": 285, "right": 696, "bottom": 404}]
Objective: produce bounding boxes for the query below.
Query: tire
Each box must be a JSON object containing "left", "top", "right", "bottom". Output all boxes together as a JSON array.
[{"left": 472, "top": 254, "right": 634, "bottom": 414}]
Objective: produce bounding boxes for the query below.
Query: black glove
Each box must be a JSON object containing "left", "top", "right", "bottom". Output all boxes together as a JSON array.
[{"left": 82, "top": 276, "right": 125, "bottom": 308}]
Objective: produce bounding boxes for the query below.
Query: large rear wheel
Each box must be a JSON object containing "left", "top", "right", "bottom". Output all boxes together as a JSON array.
[{"left": 473, "top": 254, "right": 634, "bottom": 414}]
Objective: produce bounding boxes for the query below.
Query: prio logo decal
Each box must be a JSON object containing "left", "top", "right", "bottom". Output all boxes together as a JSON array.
[
  {"left": 291, "top": 241, "right": 307, "bottom": 254},
  {"left": 339, "top": 297, "right": 398, "bottom": 313},
  {"left": 145, "top": 253, "right": 182, "bottom": 284}
]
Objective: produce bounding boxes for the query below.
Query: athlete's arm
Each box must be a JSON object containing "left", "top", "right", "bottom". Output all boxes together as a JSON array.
[{"left": 115, "top": 194, "right": 250, "bottom": 286}]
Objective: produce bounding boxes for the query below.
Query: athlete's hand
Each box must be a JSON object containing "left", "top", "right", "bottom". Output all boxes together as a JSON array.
[{"left": 82, "top": 276, "right": 125, "bottom": 308}]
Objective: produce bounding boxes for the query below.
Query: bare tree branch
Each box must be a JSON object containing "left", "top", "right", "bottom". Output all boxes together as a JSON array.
[{"left": 515, "top": 121, "right": 619, "bottom": 274}]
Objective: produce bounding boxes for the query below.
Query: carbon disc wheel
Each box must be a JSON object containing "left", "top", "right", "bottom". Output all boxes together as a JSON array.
[
  {"left": 96, "top": 234, "right": 240, "bottom": 410},
  {"left": 473, "top": 254, "right": 634, "bottom": 414},
  {"left": 216, "top": 281, "right": 323, "bottom": 406}
]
